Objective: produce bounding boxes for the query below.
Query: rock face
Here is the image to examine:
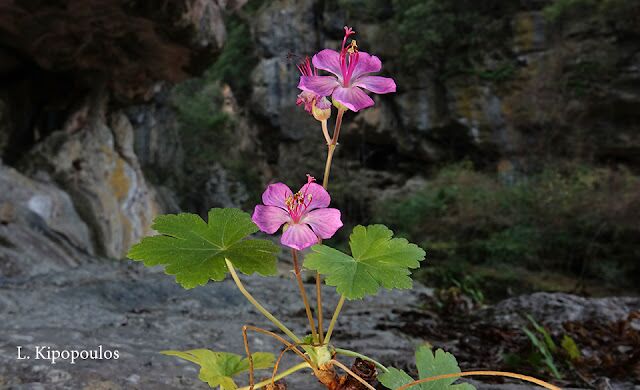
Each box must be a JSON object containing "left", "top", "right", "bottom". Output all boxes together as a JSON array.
[
  {"left": 479, "top": 292, "right": 640, "bottom": 331},
  {"left": 0, "top": 0, "right": 231, "bottom": 101},
  {"left": 0, "top": 162, "right": 93, "bottom": 278},
  {"left": 242, "top": 0, "right": 640, "bottom": 201},
  {"left": 22, "top": 93, "right": 160, "bottom": 259}
]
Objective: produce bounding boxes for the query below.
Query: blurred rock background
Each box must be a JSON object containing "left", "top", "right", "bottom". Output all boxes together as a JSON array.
[{"left": 0, "top": 0, "right": 638, "bottom": 388}]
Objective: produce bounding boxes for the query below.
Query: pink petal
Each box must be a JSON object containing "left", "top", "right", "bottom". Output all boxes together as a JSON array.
[
  {"left": 262, "top": 183, "right": 292, "bottom": 210},
  {"left": 298, "top": 76, "right": 340, "bottom": 97},
  {"left": 350, "top": 52, "right": 382, "bottom": 81},
  {"left": 252, "top": 205, "right": 291, "bottom": 234},
  {"left": 332, "top": 86, "right": 374, "bottom": 112},
  {"left": 281, "top": 223, "right": 319, "bottom": 250},
  {"left": 312, "top": 49, "right": 343, "bottom": 80},
  {"left": 298, "top": 182, "right": 330, "bottom": 211},
  {"left": 301, "top": 208, "right": 343, "bottom": 239},
  {"left": 353, "top": 76, "right": 396, "bottom": 94}
]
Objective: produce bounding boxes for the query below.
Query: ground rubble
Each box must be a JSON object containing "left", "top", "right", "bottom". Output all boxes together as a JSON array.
[{"left": 0, "top": 259, "right": 638, "bottom": 389}]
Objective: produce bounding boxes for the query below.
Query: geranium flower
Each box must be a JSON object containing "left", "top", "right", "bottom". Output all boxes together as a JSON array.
[
  {"left": 298, "top": 26, "right": 396, "bottom": 112},
  {"left": 296, "top": 56, "right": 332, "bottom": 120},
  {"left": 252, "top": 175, "right": 343, "bottom": 250}
]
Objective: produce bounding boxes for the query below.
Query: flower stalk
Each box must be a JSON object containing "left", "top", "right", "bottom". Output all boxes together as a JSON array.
[{"left": 291, "top": 249, "right": 318, "bottom": 342}]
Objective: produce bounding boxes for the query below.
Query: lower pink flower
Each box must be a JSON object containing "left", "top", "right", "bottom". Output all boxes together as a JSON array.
[{"left": 252, "top": 175, "right": 343, "bottom": 250}]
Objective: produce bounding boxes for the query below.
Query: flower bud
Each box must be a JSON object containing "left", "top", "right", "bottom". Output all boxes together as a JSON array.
[{"left": 312, "top": 97, "right": 332, "bottom": 121}]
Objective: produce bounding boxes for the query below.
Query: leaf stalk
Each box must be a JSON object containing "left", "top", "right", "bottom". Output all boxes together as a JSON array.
[{"left": 225, "top": 259, "right": 301, "bottom": 344}]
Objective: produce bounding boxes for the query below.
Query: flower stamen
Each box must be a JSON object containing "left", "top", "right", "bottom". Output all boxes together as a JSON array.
[{"left": 285, "top": 175, "right": 316, "bottom": 223}]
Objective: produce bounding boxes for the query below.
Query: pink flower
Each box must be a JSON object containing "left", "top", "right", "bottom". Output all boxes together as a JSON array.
[
  {"left": 252, "top": 175, "right": 343, "bottom": 250},
  {"left": 298, "top": 26, "right": 396, "bottom": 112},
  {"left": 296, "top": 57, "right": 332, "bottom": 116}
]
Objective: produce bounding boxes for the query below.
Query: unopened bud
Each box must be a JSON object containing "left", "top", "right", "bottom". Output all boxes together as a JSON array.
[{"left": 313, "top": 97, "right": 332, "bottom": 121}]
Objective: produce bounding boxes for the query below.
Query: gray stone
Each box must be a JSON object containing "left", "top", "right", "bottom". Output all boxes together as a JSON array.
[
  {"left": 0, "top": 162, "right": 93, "bottom": 278},
  {"left": 25, "top": 93, "right": 160, "bottom": 259}
]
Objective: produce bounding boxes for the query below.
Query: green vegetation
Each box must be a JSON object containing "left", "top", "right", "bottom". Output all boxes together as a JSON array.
[
  {"left": 392, "top": 0, "right": 517, "bottom": 80},
  {"left": 543, "top": 0, "right": 599, "bottom": 22},
  {"left": 506, "top": 315, "right": 583, "bottom": 379},
  {"left": 337, "top": 0, "right": 392, "bottom": 22},
  {"left": 205, "top": 19, "right": 257, "bottom": 101},
  {"left": 544, "top": 0, "right": 638, "bottom": 25},
  {"left": 373, "top": 162, "right": 640, "bottom": 297},
  {"left": 170, "top": 16, "right": 262, "bottom": 210},
  {"left": 522, "top": 315, "right": 562, "bottom": 379}
]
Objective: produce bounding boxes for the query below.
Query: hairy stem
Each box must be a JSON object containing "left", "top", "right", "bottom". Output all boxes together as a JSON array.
[
  {"left": 317, "top": 108, "right": 346, "bottom": 342},
  {"left": 330, "top": 359, "right": 376, "bottom": 390},
  {"left": 291, "top": 249, "right": 318, "bottom": 342},
  {"left": 225, "top": 259, "right": 301, "bottom": 343},
  {"left": 237, "top": 362, "right": 311, "bottom": 390},
  {"left": 324, "top": 295, "right": 345, "bottom": 343},
  {"left": 322, "top": 144, "right": 337, "bottom": 189},
  {"left": 396, "top": 371, "right": 561, "bottom": 390},
  {"left": 322, "top": 108, "right": 345, "bottom": 189},
  {"left": 334, "top": 348, "right": 389, "bottom": 373}
]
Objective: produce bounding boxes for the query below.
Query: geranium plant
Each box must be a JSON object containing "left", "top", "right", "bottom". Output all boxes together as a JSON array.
[{"left": 128, "top": 27, "right": 559, "bottom": 390}]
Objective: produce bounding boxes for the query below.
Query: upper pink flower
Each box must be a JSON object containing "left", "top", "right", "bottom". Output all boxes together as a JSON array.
[
  {"left": 298, "top": 26, "right": 396, "bottom": 112},
  {"left": 252, "top": 175, "right": 343, "bottom": 250}
]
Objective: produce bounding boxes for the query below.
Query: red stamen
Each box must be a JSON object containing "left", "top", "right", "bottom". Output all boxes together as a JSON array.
[
  {"left": 285, "top": 176, "right": 316, "bottom": 223},
  {"left": 340, "top": 26, "right": 358, "bottom": 86}
]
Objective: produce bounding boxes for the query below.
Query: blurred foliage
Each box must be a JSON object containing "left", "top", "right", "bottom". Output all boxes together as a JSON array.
[
  {"left": 373, "top": 161, "right": 640, "bottom": 293},
  {"left": 170, "top": 15, "right": 261, "bottom": 210},
  {"left": 392, "top": 0, "right": 517, "bottom": 79},
  {"left": 337, "top": 0, "right": 393, "bottom": 22},
  {"left": 544, "top": 0, "right": 640, "bottom": 31},
  {"left": 205, "top": 18, "right": 257, "bottom": 102}
]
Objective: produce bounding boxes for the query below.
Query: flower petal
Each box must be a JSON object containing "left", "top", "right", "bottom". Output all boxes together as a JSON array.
[
  {"left": 281, "top": 223, "right": 319, "bottom": 250},
  {"left": 298, "top": 182, "right": 330, "bottom": 211},
  {"left": 332, "top": 86, "right": 374, "bottom": 112},
  {"left": 353, "top": 75, "right": 396, "bottom": 94},
  {"left": 262, "top": 183, "right": 293, "bottom": 210},
  {"left": 350, "top": 52, "right": 382, "bottom": 80},
  {"left": 312, "top": 49, "right": 342, "bottom": 80},
  {"left": 301, "top": 208, "right": 343, "bottom": 239},
  {"left": 299, "top": 76, "right": 340, "bottom": 97},
  {"left": 252, "top": 205, "right": 291, "bottom": 234}
]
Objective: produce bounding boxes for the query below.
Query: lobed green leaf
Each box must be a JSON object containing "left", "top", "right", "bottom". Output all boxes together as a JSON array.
[
  {"left": 128, "top": 208, "right": 279, "bottom": 289},
  {"left": 379, "top": 346, "right": 475, "bottom": 390},
  {"left": 162, "top": 349, "right": 274, "bottom": 389},
  {"left": 305, "top": 224, "right": 426, "bottom": 299}
]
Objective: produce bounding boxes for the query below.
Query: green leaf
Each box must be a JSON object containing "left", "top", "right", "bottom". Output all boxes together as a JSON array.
[
  {"left": 128, "top": 208, "right": 279, "bottom": 289},
  {"left": 162, "top": 349, "right": 274, "bottom": 389},
  {"left": 526, "top": 314, "right": 557, "bottom": 353},
  {"left": 305, "top": 225, "right": 426, "bottom": 299},
  {"left": 561, "top": 335, "right": 581, "bottom": 361},
  {"left": 379, "top": 346, "right": 475, "bottom": 390},
  {"left": 522, "top": 327, "right": 562, "bottom": 379}
]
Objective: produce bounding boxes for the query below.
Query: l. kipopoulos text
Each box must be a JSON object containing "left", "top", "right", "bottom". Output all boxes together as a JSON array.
[{"left": 16, "top": 345, "right": 120, "bottom": 364}]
